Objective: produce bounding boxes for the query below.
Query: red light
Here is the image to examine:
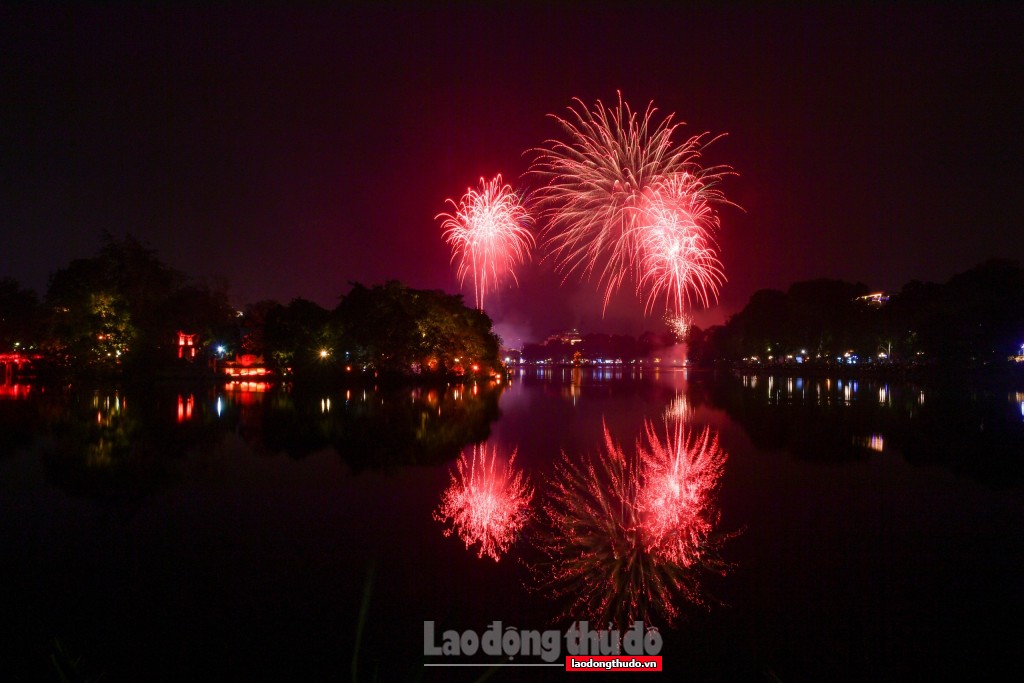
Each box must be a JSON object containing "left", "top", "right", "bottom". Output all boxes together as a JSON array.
[
  {"left": 438, "top": 175, "right": 535, "bottom": 310},
  {"left": 435, "top": 444, "right": 533, "bottom": 561}
]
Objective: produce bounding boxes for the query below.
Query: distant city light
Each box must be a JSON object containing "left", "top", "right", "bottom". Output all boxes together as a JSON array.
[{"left": 855, "top": 434, "right": 885, "bottom": 452}]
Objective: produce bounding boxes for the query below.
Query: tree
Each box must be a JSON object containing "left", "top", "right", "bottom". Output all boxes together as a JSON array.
[
  {"left": 334, "top": 281, "right": 501, "bottom": 377},
  {"left": 264, "top": 298, "right": 334, "bottom": 374},
  {"left": 0, "top": 278, "right": 42, "bottom": 351},
  {"left": 44, "top": 232, "right": 224, "bottom": 373}
]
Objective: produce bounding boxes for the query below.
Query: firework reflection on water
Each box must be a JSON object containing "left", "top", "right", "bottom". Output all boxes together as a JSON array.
[
  {"left": 531, "top": 414, "right": 737, "bottom": 628},
  {"left": 435, "top": 443, "right": 534, "bottom": 562}
]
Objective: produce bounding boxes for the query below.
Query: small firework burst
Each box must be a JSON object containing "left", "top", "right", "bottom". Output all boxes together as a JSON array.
[
  {"left": 435, "top": 443, "right": 534, "bottom": 562},
  {"left": 665, "top": 312, "right": 693, "bottom": 342},
  {"left": 438, "top": 175, "right": 535, "bottom": 311}
]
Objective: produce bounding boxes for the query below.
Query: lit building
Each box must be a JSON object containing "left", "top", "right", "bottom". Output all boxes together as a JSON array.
[
  {"left": 0, "top": 353, "right": 33, "bottom": 384},
  {"left": 544, "top": 329, "right": 583, "bottom": 346},
  {"left": 854, "top": 292, "right": 890, "bottom": 306},
  {"left": 177, "top": 331, "right": 198, "bottom": 360},
  {"left": 219, "top": 353, "right": 271, "bottom": 378}
]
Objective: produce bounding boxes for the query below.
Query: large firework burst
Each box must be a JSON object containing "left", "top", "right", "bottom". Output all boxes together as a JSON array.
[
  {"left": 437, "top": 175, "right": 535, "bottom": 310},
  {"left": 531, "top": 419, "right": 735, "bottom": 628},
  {"left": 434, "top": 443, "right": 534, "bottom": 562},
  {"left": 530, "top": 93, "right": 732, "bottom": 314}
]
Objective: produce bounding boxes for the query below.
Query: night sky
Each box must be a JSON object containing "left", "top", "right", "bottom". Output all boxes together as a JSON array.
[{"left": 3, "top": 4, "right": 1022, "bottom": 346}]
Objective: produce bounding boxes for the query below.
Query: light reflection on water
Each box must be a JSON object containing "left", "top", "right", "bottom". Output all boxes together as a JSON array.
[
  {"left": 436, "top": 368, "right": 738, "bottom": 629},
  {"left": 528, "top": 416, "right": 736, "bottom": 629},
  {"left": 1, "top": 369, "right": 1024, "bottom": 678},
  {"left": 738, "top": 374, "right": 1024, "bottom": 422},
  {"left": 0, "top": 383, "right": 33, "bottom": 399},
  {"left": 434, "top": 443, "right": 533, "bottom": 562},
  {"left": 742, "top": 373, "right": 925, "bottom": 411}
]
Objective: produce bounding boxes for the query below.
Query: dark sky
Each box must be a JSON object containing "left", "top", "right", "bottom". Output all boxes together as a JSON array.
[{"left": 3, "top": 4, "right": 1022, "bottom": 346}]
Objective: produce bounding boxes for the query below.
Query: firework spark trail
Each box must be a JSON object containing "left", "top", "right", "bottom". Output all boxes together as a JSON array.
[
  {"left": 434, "top": 443, "right": 534, "bottom": 562},
  {"left": 437, "top": 175, "right": 534, "bottom": 310},
  {"left": 532, "top": 419, "right": 736, "bottom": 628},
  {"left": 530, "top": 93, "right": 733, "bottom": 313}
]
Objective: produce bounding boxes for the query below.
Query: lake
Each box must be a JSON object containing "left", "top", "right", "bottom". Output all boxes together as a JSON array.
[{"left": 1, "top": 370, "right": 1023, "bottom": 680}]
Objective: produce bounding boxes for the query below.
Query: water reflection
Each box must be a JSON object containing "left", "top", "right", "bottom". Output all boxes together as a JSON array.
[
  {"left": 531, "top": 416, "right": 736, "bottom": 629},
  {"left": 434, "top": 443, "right": 534, "bottom": 561},
  {"left": 705, "top": 374, "right": 1024, "bottom": 485},
  {"left": 38, "top": 388, "right": 201, "bottom": 509},
  {"left": 223, "top": 382, "right": 502, "bottom": 469},
  {"left": 2, "top": 380, "right": 504, "bottom": 503},
  {"left": 0, "top": 382, "right": 32, "bottom": 399},
  {"left": 176, "top": 393, "right": 195, "bottom": 422},
  {"left": 85, "top": 391, "right": 127, "bottom": 467},
  {"left": 663, "top": 392, "right": 692, "bottom": 422},
  {"left": 854, "top": 433, "right": 885, "bottom": 452}
]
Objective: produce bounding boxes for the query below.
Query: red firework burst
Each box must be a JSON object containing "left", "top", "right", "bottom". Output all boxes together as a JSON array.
[
  {"left": 635, "top": 174, "right": 726, "bottom": 314},
  {"left": 437, "top": 175, "right": 535, "bottom": 310},
  {"left": 530, "top": 93, "right": 733, "bottom": 314},
  {"left": 435, "top": 443, "right": 534, "bottom": 562}
]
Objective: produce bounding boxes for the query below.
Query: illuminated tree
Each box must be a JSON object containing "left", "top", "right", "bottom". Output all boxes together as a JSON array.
[{"left": 334, "top": 281, "right": 501, "bottom": 377}]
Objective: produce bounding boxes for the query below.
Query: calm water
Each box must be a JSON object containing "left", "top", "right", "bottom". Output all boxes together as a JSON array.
[{"left": 1, "top": 371, "right": 1023, "bottom": 681}]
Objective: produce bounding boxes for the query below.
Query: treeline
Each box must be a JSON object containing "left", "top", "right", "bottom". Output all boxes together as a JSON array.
[
  {"left": 687, "top": 259, "right": 1024, "bottom": 368},
  {"left": 521, "top": 332, "right": 675, "bottom": 364},
  {"left": 0, "top": 234, "right": 501, "bottom": 380}
]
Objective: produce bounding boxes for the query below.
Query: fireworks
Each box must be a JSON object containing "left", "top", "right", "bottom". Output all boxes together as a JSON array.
[
  {"left": 637, "top": 420, "right": 727, "bottom": 567},
  {"left": 437, "top": 175, "right": 535, "bottom": 310},
  {"left": 531, "top": 93, "right": 732, "bottom": 314},
  {"left": 531, "top": 419, "right": 735, "bottom": 628},
  {"left": 663, "top": 392, "right": 692, "bottom": 422},
  {"left": 635, "top": 174, "right": 725, "bottom": 313},
  {"left": 665, "top": 312, "right": 692, "bottom": 342},
  {"left": 434, "top": 443, "right": 534, "bottom": 562}
]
